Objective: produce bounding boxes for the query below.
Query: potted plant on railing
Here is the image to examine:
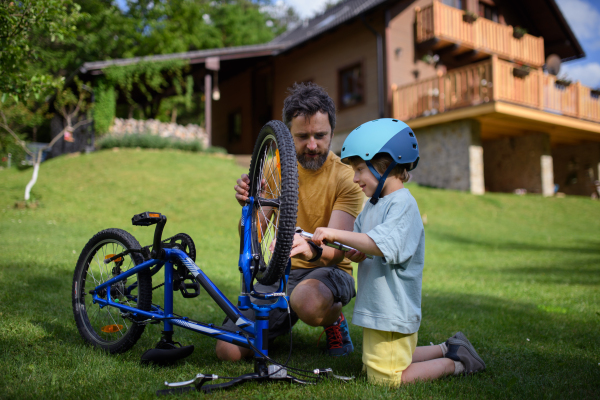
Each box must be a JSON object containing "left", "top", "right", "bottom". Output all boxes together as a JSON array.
[
  {"left": 421, "top": 54, "right": 440, "bottom": 65},
  {"left": 590, "top": 88, "right": 600, "bottom": 98},
  {"left": 463, "top": 10, "right": 478, "bottom": 23},
  {"left": 513, "top": 26, "right": 528, "bottom": 39},
  {"left": 512, "top": 63, "right": 531, "bottom": 78},
  {"left": 555, "top": 74, "right": 572, "bottom": 87}
]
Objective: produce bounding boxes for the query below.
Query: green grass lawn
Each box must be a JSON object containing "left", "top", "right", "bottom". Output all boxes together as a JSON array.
[{"left": 1, "top": 149, "right": 599, "bottom": 399}]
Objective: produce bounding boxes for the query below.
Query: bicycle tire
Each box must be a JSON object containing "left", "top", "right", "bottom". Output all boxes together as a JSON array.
[
  {"left": 248, "top": 120, "right": 298, "bottom": 285},
  {"left": 72, "top": 229, "right": 152, "bottom": 353}
]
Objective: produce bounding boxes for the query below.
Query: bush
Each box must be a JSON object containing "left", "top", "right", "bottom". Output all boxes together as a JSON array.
[{"left": 96, "top": 133, "right": 206, "bottom": 153}]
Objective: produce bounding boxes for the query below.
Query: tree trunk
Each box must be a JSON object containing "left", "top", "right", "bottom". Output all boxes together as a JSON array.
[{"left": 24, "top": 151, "right": 42, "bottom": 201}]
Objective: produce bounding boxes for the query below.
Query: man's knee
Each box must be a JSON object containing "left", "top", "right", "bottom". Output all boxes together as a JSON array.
[
  {"left": 215, "top": 340, "right": 252, "bottom": 361},
  {"left": 290, "top": 279, "right": 340, "bottom": 326}
]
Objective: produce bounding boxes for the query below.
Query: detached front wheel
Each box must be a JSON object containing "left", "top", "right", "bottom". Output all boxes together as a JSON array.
[{"left": 72, "top": 229, "right": 152, "bottom": 353}]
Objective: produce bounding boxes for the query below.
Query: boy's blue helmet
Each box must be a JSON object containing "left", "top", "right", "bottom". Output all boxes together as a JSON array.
[{"left": 341, "top": 118, "right": 419, "bottom": 205}]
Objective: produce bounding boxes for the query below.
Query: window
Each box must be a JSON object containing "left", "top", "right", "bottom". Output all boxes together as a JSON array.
[
  {"left": 338, "top": 62, "right": 364, "bottom": 109},
  {"left": 442, "top": 0, "right": 463, "bottom": 9},
  {"left": 479, "top": 0, "right": 499, "bottom": 22}
]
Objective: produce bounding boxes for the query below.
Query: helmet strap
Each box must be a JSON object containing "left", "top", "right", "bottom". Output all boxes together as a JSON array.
[{"left": 366, "top": 160, "right": 398, "bottom": 205}]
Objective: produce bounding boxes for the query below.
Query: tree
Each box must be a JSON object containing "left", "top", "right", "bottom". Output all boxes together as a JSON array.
[
  {"left": 0, "top": 0, "right": 83, "bottom": 102},
  {"left": 0, "top": 79, "right": 91, "bottom": 201}
]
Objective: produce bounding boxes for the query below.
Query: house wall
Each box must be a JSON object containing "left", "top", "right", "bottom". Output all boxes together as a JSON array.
[
  {"left": 411, "top": 119, "right": 483, "bottom": 192},
  {"left": 482, "top": 133, "right": 553, "bottom": 194},
  {"left": 552, "top": 143, "right": 600, "bottom": 196},
  {"left": 272, "top": 15, "right": 385, "bottom": 149},
  {"left": 212, "top": 69, "right": 255, "bottom": 154},
  {"left": 386, "top": 0, "right": 438, "bottom": 92}
]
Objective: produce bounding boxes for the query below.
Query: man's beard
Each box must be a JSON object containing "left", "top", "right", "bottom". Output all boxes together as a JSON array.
[{"left": 297, "top": 143, "right": 331, "bottom": 170}]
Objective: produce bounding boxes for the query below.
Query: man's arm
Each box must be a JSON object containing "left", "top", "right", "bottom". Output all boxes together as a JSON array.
[{"left": 290, "top": 210, "right": 355, "bottom": 266}]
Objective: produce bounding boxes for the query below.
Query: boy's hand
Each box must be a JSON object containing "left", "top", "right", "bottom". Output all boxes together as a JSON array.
[
  {"left": 312, "top": 227, "right": 337, "bottom": 246},
  {"left": 346, "top": 249, "right": 367, "bottom": 263}
]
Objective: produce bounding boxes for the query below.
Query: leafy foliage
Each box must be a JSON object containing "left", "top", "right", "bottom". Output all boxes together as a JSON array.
[
  {"left": 93, "top": 82, "right": 116, "bottom": 134},
  {"left": 97, "top": 133, "right": 204, "bottom": 152},
  {"left": 0, "top": 0, "right": 83, "bottom": 101}
]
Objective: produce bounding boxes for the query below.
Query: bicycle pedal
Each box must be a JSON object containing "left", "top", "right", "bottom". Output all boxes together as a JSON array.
[{"left": 141, "top": 344, "right": 195, "bottom": 366}]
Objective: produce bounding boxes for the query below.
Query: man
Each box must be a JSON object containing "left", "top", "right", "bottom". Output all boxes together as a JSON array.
[{"left": 217, "top": 83, "right": 364, "bottom": 361}]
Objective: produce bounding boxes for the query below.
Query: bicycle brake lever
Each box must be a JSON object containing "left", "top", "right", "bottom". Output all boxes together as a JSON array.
[
  {"left": 165, "top": 373, "right": 218, "bottom": 389},
  {"left": 313, "top": 368, "right": 354, "bottom": 382}
]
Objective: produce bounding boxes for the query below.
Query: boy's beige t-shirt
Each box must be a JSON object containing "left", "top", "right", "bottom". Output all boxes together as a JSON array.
[{"left": 294, "top": 151, "right": 364, "bottom": 275}]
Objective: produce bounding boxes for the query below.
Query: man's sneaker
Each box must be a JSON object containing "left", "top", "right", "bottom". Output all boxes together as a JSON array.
[
  {"left": 445, "top": 336, "right": 486, "bottom": 374},
  {"left": 320, "top": 313, "right": 354, "bottom": 356}
]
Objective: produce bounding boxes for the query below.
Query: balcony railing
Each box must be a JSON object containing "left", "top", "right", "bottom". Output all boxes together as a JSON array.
[
  {"left": 416, "top": 1, "right": 545, "bottom": 67},
  {"left": 391, "top": 57, "right": 600, "bottom": 123}
]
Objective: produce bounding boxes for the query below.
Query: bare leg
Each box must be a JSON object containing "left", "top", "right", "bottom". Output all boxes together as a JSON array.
[
  {"left": 401, "top": 358, "right": 455, "bottom": 383},
  {"left": 215, "top": 340, "right": 253, "bottom": 361},
  {"left": 215, "top": 279, "right": 341, "bottom": 360},
  {"left": 290, "top": 279, "right": 341, "bottom": 327},
  {"left": 412, "top": 345, "right": 443, "bottom": 363}
]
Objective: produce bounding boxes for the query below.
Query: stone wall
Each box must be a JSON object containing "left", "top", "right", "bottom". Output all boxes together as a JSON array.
[
  {"left": 482, "top": 133, "right": 552, "bottom": 194},
  {"left": 109, "top": 118, "right": 209, "bottom": 149},
  {"left": 412, "top": 119, "right": 483, "bottom": 192},
  {"left": 552, "top": 142, "right": 600, "bottom": 196}
]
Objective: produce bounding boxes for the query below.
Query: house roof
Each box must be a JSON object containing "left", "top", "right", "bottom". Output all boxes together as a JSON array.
[
  {"left": 80, "top": 42, "right": 286, "bottom": 74},
  {"left": 270, "top": 0, "right": 390, "bottom": 48}
]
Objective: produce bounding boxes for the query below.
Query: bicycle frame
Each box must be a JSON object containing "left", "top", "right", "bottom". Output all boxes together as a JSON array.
[{"left": 89, "top": 196, "right": 290, "bottom": 357}]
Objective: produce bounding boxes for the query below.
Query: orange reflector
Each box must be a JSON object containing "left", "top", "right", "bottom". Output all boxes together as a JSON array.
[
  {"left": 101, "top": 324, "right": 123, "bottom": 333},
  {"left": 105, "top": 254, "right": 123, "bottom": 263},
  {"left": 257, "top": 211, "right": 262, "bottom": 243},
  {"left": 275, "top": 149, "right": 281, "bottom": 180},
  {"left": 148, "top": 213, "right": 160, "bottom": 218}
]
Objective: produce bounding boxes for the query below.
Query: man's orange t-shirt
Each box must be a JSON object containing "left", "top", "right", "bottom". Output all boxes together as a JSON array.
[{"left": 293, "top": 151, "right": 364, "bottom": 275}]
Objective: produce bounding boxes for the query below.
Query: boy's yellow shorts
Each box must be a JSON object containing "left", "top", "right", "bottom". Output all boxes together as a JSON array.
[{"left": 362, "top": 327, "right": 418, "bottom": 386}]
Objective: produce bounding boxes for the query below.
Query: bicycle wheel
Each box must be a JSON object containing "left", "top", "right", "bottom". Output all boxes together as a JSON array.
[
  {"left": 248, "top": 120, "right": 298, "bottom": 285},
  {"left": 72, "top": 229, "right": 152, "bottom": 353}
]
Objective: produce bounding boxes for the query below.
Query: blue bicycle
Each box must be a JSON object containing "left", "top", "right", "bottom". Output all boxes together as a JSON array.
[{"left": 71, "top": 121, "right": 343, "bottom": 393}]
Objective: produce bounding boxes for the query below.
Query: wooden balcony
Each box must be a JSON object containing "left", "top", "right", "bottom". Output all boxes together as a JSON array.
[
  {"left": 391, "top": 57, "right": 600, "bottom": 124},
  {"left": 416, "top": 1, "right": 545, "bottom": 68}
]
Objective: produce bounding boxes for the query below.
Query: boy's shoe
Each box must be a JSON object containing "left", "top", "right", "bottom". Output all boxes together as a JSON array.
[
  {"left": 445, "top": 331, "right": 469, "bottom": 346},
  {"left": 445, "top": 337, "right": 486, "bottom": 374},
  {"left": 320, "top": 313, "right": 354, "bottom": 356}
]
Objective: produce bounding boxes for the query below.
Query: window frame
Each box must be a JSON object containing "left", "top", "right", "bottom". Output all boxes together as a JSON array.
[{"left": 337, "top": 60, "right": 366, "bottom": 111}]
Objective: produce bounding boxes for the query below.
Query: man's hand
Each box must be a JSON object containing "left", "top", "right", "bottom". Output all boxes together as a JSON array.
[
  {"left": 311, "top": 227, "right": 338, "bottom": 246},
  {"left": 234, "top": 174, "right": 251, "bottom": 206},
  {"left": 235, "top": 174, "right": 268, "bottom": 206},
  {"left": 289, "top": 233, "right": 317, "bottom": 261},
  {"left": 345, "top": 249, "right": 367, "bottom": 263}
]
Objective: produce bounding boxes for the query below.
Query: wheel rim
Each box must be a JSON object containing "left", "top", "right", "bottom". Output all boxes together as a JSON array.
[
  {"left": 77, "top": 239, "right": 141, "bottom": 345},
  {"left": 252, "top": 135, "right": 283, "bottom": 272}
]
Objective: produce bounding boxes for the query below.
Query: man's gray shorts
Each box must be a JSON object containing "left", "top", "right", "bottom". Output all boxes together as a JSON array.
[{"left": 221, "top": 266, "right": 356, "bottom": 340}]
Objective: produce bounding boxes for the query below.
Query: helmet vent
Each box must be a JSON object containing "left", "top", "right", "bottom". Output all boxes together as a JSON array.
[
  {"left": 409, "top": 131, "right": 414, "bottom": 137},
  {"left": 392, "top": 119, "right": 398, "bottom": 122},
  {"left": 413, "top": 144, "right": 417, "bottom": 149},
  {"left": 342, "top": 147, "right": 345, "bottom": 151},
  {"left": 366, "top": 153, "right": 369, "bottom": 156}
]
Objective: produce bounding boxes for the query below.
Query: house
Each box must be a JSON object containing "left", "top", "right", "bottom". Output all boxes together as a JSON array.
[{"left": 80, "top": 0, "right": 600, "bottom": 197}]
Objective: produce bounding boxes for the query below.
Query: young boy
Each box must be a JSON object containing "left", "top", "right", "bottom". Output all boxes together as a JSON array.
[{"left": 312, "top": 118, "right": 485, "bottom": 386}]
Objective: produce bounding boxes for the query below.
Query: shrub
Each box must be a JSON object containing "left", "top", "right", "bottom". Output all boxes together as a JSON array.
[{"left": 96, "top": 133, "right": 205, "bottom": 153}]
